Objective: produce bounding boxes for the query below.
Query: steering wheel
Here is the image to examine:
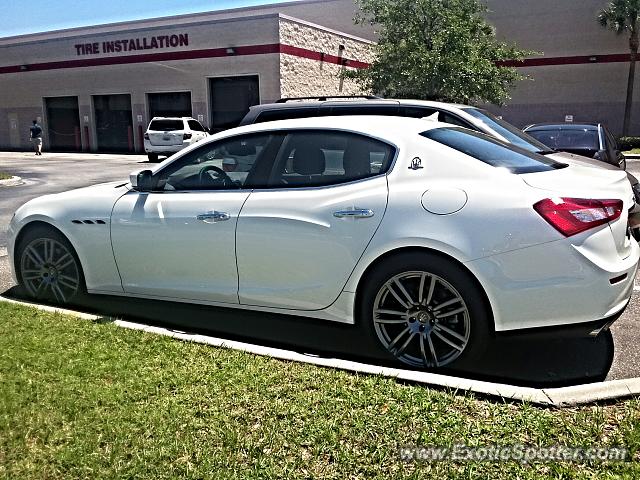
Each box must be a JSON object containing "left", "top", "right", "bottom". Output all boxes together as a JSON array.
[{"left": 198, "top": 165, "right": 233, "bottom": 187}]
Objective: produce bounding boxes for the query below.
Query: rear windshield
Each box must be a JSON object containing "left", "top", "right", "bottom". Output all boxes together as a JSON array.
[
  {"left": 149, "top": 119, "right": 184, "bottom": 131},
  {"left": 420, "top": 127, "right": 565, "bottom": 174},
  {"left": 461, "top": 107, "right": 550, "bottom": 153},
  {"left": 526, "top": 128, "right": 600, "bottom": 151}
]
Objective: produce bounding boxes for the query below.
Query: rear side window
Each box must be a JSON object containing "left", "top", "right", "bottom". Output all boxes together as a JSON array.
[
  {"left": 187, "top": 120, "right": 205, "bottom": 131},
  {"left": 149, "top": 119, "right": 184, "bottom": 131},
  {"left": 255, "top": 108, "right": 320, "bottom": 123},
  {"left": 420, "top": 127, "right": 565, "bottom": 174},
  {"left": 326, "top": 105, "right": 400, "bottom": 116},
  {"left": 268, "top": 130, "right": 396, "bottom": 188}
]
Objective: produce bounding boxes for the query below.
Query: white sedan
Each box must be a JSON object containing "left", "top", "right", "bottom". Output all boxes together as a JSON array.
[{"left": 8, "top": 116, "right": 639, "bottom": 369}]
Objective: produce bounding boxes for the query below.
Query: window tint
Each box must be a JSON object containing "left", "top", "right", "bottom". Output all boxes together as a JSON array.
[
  {"left": 461, "top": 108, "right": 550, "bottom": 152},
  {"left": 187, "top": 120, "right": 205, "bottom": 132},
  {"left": 326, "top": 105, "right": 400, "bottom": 116},
  {"left": 155, "top": 133, "right": 276, "bottom": 191},
  {"left": 526, "top": 129, "right": 600, "bottom": 151},
  {"left": 400, "top": 106, "right": 437, "bottom": 118},
  {"left": 148, "top": 119, "right": 184, "bottom": 131},
  {"left": 255, "top": 108, "right": 320, "bottom": 123},
  {"left": 440, "top": 112, "right": 474, "bottom": 129},
  {"left": 604, "top": 128, "right": 618, "bottom": 151},
  {"left": 268, "top": 130, "right": 395, "bottom": 188},
  {"left": 420, "top": 127, "right": 564, "bottom": 174}
]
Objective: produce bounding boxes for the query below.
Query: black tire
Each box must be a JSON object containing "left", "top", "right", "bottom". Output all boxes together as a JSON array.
[
  {"left": 147, "top": 153, "right": 159, "bottom": 162},
  {"left": 359, "top": 252, "right": 490, "bottom": 370},
  {"left": 16, "top": 225, "right": 86, "bottom": 305}
]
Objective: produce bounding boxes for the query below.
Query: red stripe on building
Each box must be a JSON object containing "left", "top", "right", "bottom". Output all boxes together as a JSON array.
[
  {"left": 0, "top": 43, "right": 369, "bottom": 75},
  {"left": 0, "top": 43, "right": 631, "bottom": 75},
  {"left": 497, "top": 53, "right": 632, "bottom": 68}
]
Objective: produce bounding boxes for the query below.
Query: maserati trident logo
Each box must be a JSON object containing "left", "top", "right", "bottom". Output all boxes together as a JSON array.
[{"left": 409, "top": 157, "right": 423, "bottom": 170}]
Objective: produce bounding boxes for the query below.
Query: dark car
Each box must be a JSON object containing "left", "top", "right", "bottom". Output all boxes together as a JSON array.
[{"left": 523, "top": 123, "right": 626, "bottom": 171}]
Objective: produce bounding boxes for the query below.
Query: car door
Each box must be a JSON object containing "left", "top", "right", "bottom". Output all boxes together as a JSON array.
[
  {"left": 603, "top": 127, "right": 625, "bottom": 169},
  {"left": 236, "top": 129, "right": 396, "bottom": 310},
  {"left": 111, "top": 132, "right": 281, "bottom": 303}
]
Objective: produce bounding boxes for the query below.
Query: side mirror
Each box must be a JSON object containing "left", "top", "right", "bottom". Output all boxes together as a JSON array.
[{"left": 130, "top": 169, "right": 154, "bottom": 192}]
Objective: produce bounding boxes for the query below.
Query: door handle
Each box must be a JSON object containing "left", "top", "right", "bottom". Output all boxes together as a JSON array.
[
  {"left": 197, "top": 211, "right": 230, "bottom": 223},
  {"left": 333, "top": 208, "right": 375, "bottom": 219}
]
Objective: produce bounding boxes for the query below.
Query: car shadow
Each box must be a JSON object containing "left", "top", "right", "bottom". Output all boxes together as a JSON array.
[{"left": 2, "top": 286, "right": 614, "bottom": 389}]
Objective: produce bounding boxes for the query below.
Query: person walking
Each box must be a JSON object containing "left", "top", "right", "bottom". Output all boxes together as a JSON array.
[{"left": 29, "top": 120, "right": 43, "bottom": 155}]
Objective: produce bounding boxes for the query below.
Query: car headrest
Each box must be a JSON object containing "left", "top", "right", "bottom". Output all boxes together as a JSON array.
[
  {"left": 343, "top": 139, "right": 372, "bottom": 178},
  {"left": 292, "top": 144, "right": 326, "bottom": 175}
]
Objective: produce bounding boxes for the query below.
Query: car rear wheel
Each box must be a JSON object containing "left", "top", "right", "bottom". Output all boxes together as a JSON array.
[
  {"left": 147, "top": 153, "right": 159, "bottom": 162},
  {"left": 17, "top": 226, "right": 86, "bottom": 305},
  {"left": 360, "top": 252, "right": 490, "bottom": 369}
]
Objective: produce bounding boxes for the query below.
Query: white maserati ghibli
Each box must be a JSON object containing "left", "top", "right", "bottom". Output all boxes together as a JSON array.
[{"left": 8, "top": 116, "right": 639, "bottom": 369}]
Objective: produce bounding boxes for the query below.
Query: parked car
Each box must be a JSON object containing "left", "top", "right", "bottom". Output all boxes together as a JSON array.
[
  {"left": 523, "top": 123, "right": 626, "bottom": 170},
  {"left": 9, "top": 117, "right": 638, "bottom": 369},
  {"left": 144, "top": 117, "right": 209, "bottom": 162},
  {"left": 241, "top": 97, "right": 640, "bottom": 239}
]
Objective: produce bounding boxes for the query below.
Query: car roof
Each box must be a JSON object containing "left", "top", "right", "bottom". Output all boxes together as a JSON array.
[
  {"left": 524, "top": 123, "right": 600, "bottom": 131},
  {"left": 214, "top": 115, "right": 449, "bottom": 140},
  {"left": 247, "top": 98, "right": 473, "bottom": 112}
]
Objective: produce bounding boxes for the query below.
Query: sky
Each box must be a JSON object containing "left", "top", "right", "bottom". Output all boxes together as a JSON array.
[{"left": 0, "top": 0, "right": 294, "bottom": 38}]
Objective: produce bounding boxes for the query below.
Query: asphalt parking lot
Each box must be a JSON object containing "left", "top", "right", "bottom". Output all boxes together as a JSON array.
[{"left": 1, "top": 151, "right": 639, "bottom": 386}]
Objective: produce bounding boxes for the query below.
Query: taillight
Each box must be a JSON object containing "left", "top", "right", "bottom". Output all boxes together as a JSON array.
[
  {"left": 183, "top": 132, "right": 192, "bottom": 140},
  {"left": 533, "top": 197, "right": 623, "bottom": 237},
  {"left": 144, "top": 133, "right": 149, "bottom": 140}
]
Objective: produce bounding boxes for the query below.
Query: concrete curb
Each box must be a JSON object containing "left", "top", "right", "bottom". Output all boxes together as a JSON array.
[
  {"left": 2, "top": 295, "right": 640, "bottom": 407},
  {"left": 625, "top": 154, "right": 640, "bottom": 159},
  {"left": 0, "top": 175, "right": 23, "bottom": 187}
]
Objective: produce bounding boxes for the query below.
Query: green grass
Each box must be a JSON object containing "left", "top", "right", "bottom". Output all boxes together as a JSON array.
[
  {"left": 624, "top": 148, "right": 640, "bottom": 155},
  {"left": 1, "top": 302, "right": 639, "bottom": 479},
  {"left": 0, "top": 172, "right": 12, "bottom": 180}
]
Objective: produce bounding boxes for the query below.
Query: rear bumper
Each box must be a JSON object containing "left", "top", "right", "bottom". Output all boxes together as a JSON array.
[
  {"left": 143, "top": 140, "right": 187, "bottom": 154},
  {"left": 466, "top": 227, "right": 639, "bottom": 332},
  {"left": 494, "top": 306, "right": 627, "bottom": 340}
]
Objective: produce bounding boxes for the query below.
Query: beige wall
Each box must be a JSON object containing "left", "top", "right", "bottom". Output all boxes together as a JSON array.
[
  {"left": 278, "top": 17, "right": 374, "bottom": 98},
  {"left": 0, "top": 15, "right": 283, "bottom": 151}
]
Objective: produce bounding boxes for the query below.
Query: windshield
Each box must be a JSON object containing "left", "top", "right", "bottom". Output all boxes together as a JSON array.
[
  {"left": 461, "top": 107, "right": 551, "bottom": 153},
  {"left": 420, "top": 127, "right": 565, "bottom": 174},
  {"left": 526, "top": 128, "right": 600, "bottom": 151}
]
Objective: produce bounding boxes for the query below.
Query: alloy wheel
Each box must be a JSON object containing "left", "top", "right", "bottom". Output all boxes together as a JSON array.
[
  {"left": 20, "top": 237, "right": 81, "bottom": 304},
  {"left": 372, "top": 271, "right": 470, "bottom": 368}
]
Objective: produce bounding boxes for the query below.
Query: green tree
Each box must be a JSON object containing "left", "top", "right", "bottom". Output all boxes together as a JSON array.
[
  {"left": 599, "top": 0, "right": 639, "bottom": 136},
  {"left": 346, "top": 0, "right": 533, "bottom": 105}
]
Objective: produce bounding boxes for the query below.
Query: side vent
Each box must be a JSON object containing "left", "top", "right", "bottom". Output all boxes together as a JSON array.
[{"left": 72, "top": 219, "right": 108, "bottom": 225}]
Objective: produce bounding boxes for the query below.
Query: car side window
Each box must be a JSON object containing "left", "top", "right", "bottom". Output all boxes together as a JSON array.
[
  {"left": 267, "top": 130, "right": 395, "bottom": 188},
  {"left": 153, "top": 133, "right": 277, "bottom": 191},
  {"left": 188, "top": 120, "right": 205, "bottom": 132},
  {"left": 604, "top": 129, "right": 618, "bottom": 151},
  {"left": 255, "top": 108, "right": 321, "bottom": 123},
  {"left": 439, "top": 112, "right": 474, "bottom": 129},
  {"left": 327, "top": 105, "right": 400, "bottom": 116},
  {"left": 400, "top": 106, "right": 438, "bottom": 118}
]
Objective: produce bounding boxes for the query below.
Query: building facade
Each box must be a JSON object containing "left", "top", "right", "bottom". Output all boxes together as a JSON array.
[{"left": 0, "top": 0, "right": 637, "bottom": 153}]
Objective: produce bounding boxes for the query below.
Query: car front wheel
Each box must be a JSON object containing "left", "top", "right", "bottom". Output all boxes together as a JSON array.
[
  {"left": 360, "top": 252, "right": 490, "bottom": 369},
  {"left": 17, "top": 226, "right": 86, "bottom": 305}
]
